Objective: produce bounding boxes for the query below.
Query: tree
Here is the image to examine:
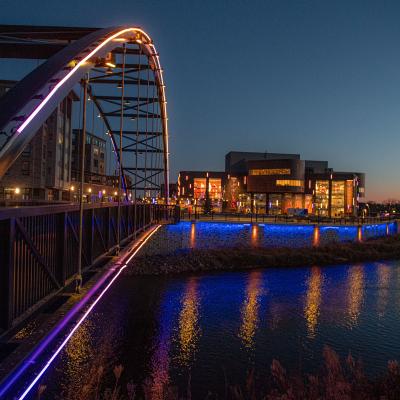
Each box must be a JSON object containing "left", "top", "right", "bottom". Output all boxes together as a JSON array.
[{"left": 203, "top": 180, "right": 212, "bottom": 214}]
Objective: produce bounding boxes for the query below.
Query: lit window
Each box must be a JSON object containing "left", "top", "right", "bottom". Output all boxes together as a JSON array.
[
  {"left": 249, "top": 168, "right": 291, "bottom": 175},
  {"left": 276, "top": 180, "right": 303, "bottom": 187}
]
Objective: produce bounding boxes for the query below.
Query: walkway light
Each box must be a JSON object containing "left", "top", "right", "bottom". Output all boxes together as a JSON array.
[
  {"left": 102, "top": 189, "right": 106, "bottom": 195},
  {"left": 15, "top": 187, "right": 20, "bottom": 194},
  {"left": 88, "top": 188, "right": 92, "bottom": 193},
  {"left": 114, "top": 191, "right": 118, "bottom": 196}
]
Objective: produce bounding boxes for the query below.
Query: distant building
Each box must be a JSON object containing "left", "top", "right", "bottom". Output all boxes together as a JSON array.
[
  {"left": 178, "top": 151, "right": 365, "bottom": 217},
  {"left": 0, "top": 80, "right": 77, "bottom": 201},
  {"left": 71, "top": 129, "right": 107, "bottom": 185}
]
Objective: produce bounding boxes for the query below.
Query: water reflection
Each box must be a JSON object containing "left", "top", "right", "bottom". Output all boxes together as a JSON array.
[
  {"left": 178, "top": 278, "right": 201, "bottom": 366},
  {"left": 239, "top": 271, "right": 263, "bottom": 349},
  {"left": 313, "top": 226, "right": 320, "bottom": 247},
  {"left": 190, "top": 223, "right": 196, "bottom": 248},
  {"left": 347, "top": 265, "right": 365, "bottom": 327},
  {"left": 304, "top": 267, "right": 323, "bottom": 338},
  {"left": 357, "top": 226, "right": 363, "bottom": 242},
  {"left": 149, "top": 306, "right": 173, "bottom": 399},
  {"left": 60, "top": 320, "right": 95, "bottom": 396},
  {"left": 377, "top": 264, "right": 391, "bottom": 317},
  {"left": 251, "top": 225, "right": 258, "bottom": 247}
]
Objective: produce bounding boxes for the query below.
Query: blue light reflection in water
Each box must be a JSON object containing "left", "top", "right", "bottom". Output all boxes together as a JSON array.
[{"left": 32, "top": 261, "right": 400, "bottom": 400}]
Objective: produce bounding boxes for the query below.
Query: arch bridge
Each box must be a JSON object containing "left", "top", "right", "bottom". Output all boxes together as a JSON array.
[
  {"left": 0, "top": 24, "right": 169, "bottom": 199},
  {"left": 0, "top": 25, "right": 175, "bottom": 331}
]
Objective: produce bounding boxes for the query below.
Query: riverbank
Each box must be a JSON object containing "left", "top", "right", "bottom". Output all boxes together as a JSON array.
[{"left": 130, "top": 234, "right": 400, "bottom": 275}]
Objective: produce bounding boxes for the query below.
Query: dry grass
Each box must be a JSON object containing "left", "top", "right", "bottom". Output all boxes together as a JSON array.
[{"left": 38, "top": 346, "right": 400, "bottom": 400}]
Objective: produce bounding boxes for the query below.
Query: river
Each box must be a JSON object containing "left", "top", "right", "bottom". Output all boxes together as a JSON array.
[{"left": 17, "top": 222, "right": 400, "bottom": 399}]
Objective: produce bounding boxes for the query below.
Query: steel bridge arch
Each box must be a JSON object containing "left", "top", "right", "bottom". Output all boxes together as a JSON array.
[{"left": 0, "top": 26, "right": 169, "bottom": 200}]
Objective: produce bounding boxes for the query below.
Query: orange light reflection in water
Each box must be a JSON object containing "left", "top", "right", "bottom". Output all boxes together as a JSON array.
[
  {"left": 313, "top": 226, "right": 320, "bottom": 247},
  {"left": 377, "top": 264, "right": 391, "bottom": 317},
  {"left": 178, "top": 278, "right": 200, "bottom": 366},
  {"left": 61, "top": 320, "right": 95, "bottom": 396},
  {"left": 347, "top": 265, "right": 364, "bottom": 327},
  {"left": 238, "top": 271, "right": 263, "bottom": 349},
  {"left": 251, "top": 224, "right": 258, "bottom": 247},
  {"left": 190, "top": 223, "right": 196, "bottom": 248},
  {"left": 357, "top": 226, "right": 363, "bottom": 242},
  {"left": 304, "top": 267, "right": 323, "bottom": 338}
]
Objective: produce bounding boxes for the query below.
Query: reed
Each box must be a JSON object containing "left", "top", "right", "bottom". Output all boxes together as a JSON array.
[{"left": 37, "top": 346, "right": 400, "bottom": 399}]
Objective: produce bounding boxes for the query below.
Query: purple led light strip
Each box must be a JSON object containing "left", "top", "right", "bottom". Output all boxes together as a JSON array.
[{"left": 0, "top": 225, "right": 161, "bottom": 400}]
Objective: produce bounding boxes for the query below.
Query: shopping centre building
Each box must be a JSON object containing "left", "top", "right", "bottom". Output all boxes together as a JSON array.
[{"left": 177, "top": 151, "right": 365, "bottom": 217}]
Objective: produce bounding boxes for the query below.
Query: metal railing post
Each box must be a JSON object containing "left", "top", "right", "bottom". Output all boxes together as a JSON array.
[{"left": 0, "top": 218, "right": 15, "bottom": 329}]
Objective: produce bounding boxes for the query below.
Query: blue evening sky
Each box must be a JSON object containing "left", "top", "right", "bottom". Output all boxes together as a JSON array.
[{"left": 1, "top": 0, "right": 400, "bottom": 201}]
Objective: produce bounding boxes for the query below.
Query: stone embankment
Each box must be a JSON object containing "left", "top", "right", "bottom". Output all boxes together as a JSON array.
[{"left": 129, "top": 235, "right": 400, "bottom": 275}]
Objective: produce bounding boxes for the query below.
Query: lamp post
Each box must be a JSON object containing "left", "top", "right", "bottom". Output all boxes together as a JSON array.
[{"left": 77, "top": 75, "right": 88, "bottom": 293}]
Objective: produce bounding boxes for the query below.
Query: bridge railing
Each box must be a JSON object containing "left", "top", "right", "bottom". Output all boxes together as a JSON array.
[
  {"left": 0, "top": 202, "right": 178, "bottom": 331},
  {"left": 180, "top": 210, "right": 399, "bottom": 226}
]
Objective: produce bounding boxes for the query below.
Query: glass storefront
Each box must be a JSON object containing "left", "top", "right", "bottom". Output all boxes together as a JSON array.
[
  {"left": 238, "top": 193, "right": 252, "bottom": 213},
  {"left": 194, "top": 178, "right": 206, "bottom": 200},
  {"left": 254, "top": 193, "right": 266, "bottom": 214},
  {"left": 331, "top": 180, "right": 345, "bottom": 217},
  {"left": 305, "top": 195, "right": 313, "bottom": 214},
  {"left": 209, "top": 178, "right": 222, "bottom": 200},
  {"left": 269, "top": 194, "right": 282, "bottom": 215},
  {"left": 315, "top": 180, "right": 329, "bottom": 216}
]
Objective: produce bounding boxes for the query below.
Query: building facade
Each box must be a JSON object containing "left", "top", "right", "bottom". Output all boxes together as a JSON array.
[
  {"left": 0, "top": 80, "right": 77, "bottom": 201},
  {"left": 178, "top": 151, "right": 365, "bottom": 217},
  {"left": 71, "top": 129, "right": 107, "bottom": 185}
]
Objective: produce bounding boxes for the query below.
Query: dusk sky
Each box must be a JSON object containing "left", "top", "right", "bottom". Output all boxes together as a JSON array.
[{"left": 1, "top": 0, "right": 400, "bottom": 201}]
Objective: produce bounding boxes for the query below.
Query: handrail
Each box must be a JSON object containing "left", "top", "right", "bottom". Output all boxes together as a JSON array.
[{"left": 179, "top": 210, "right": 399, "bottom": 226}]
